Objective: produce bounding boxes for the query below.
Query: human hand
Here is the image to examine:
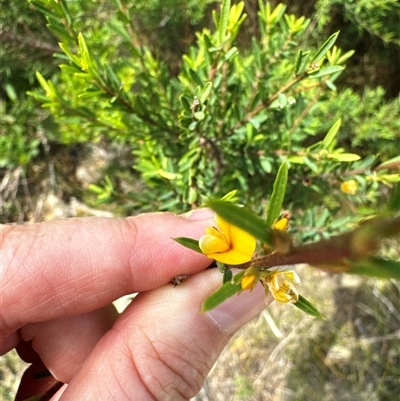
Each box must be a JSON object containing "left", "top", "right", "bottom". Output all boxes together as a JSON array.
[{"left": 1, "top": 210, "right": 267, "bottom": 401}]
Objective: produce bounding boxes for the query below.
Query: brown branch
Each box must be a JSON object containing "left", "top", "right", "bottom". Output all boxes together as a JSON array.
[{"left": 233, "top": 216, "right": 400, "bottom": 272}]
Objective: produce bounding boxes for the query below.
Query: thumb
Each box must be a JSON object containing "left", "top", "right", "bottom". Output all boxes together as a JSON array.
[{"left": 55, "top": 268, "right": 268, "bottom": 401}]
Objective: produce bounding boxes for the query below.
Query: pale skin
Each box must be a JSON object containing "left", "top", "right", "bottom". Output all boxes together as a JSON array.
[{"left": 1, "top": 210, "right": 267, "bottom": 401}]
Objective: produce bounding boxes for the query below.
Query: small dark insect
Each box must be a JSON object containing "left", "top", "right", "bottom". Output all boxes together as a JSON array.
[{"left": 171, "top": 273, "right": 190, "bottom": 287}]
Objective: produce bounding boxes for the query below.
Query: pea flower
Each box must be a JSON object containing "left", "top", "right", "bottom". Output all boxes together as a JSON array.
[
  {"left": 264, "top": 270, "right": 301, "bottom": 303},
  {"left": 273, "top": 216, "right": 289, "bottom": 231},
  {"left": 341, "top": 179, "right": 357, "bottom": 195},
  {"left": 241, "top": 266, "right": 260, "bottom": 291},
  {"left": 199, "top": 215, "right": 256, "bottom": 265}
]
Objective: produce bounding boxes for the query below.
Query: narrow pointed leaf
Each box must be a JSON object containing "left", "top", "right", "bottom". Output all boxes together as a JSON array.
[
  {"left": 328, "top": 152, "right": 360, "bottom": 162},
  {"left": 202, "top": 271, "right": 244, "bottom": 311},
  {"left": 207, "top": 200, "right": 272, "bottom": 245},
  {"left": 218, "top": 0, "right": 231, "bottom": 43},
  {"left": 294, "top": 295, "right": 325, "bottom": 319},
  {"left": 294, "top": 49, "right": 302, "bottom": 75},
  {"left": 199, "top": 81, "right": 213, "bottom": 104},
  {"left": 173, "top": 237, "right": 202, "bottom": 254},
  {"left": 220, "top": 189, "right": 238, "bottom": 202},
  {"left": 294, "top": 50, "right": 310, "bottom": 75},
  {"left": 78, "top": 33, "right": 91, "bottom": 71},
  {"left": 265, "top": 161, "right": 289, "bottom": 228},
  {"left": 311, "top": 31, "right": 339, "bottom": 63},
  {"left": 322, "top": 119, "right": 341, "bottom": 150},
  {"left": 35, "top": 71, "right": 53, "bottom": 97},
  {"left": 308, "top": 65, "right": 344, "bottom": 78}
]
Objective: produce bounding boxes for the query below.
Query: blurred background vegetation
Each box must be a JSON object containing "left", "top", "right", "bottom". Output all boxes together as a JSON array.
[{"left": 1, "top": 0, "right": 399, "bottom": 400}]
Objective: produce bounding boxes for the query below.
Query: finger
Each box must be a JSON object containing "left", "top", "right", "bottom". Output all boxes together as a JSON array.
[
  {"left": 52, "top": 269, "right": 268, "bottom": 401},
  {"left": 19, "top": 304, "right": 118, "bottom": 383},
  {"left": 1, "top": 211, "right": 214, "bottom": 340}
]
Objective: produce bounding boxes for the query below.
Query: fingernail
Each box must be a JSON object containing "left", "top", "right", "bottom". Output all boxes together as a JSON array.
[
  {"left": 205, "top": 284, "right": 273, "bottom": 334},
  {"left": 182, "top": 208, "right": 214, "bottom": 221}
]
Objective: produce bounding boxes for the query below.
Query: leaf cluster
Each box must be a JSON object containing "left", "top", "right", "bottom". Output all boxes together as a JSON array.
[{"left": 25, "top": 1, "right": 398, "bottom": 229}]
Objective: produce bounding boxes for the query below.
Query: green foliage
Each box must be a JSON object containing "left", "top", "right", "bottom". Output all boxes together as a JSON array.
[
  {"left": 309, "top": 86, "right": 400, "bottom": 159},
  {"left": 26, "top": 0, "right": 398, "bottom": 232},
  {"left": 265, "top": 161, "right": 288, "bottom": 227},
  {"left": 0, "top": 0, "right": 58, "bottom": 170},
  {"left": 315, "top": 0, "right": 400, "bottom": 45},
  {"left": 0, "top": 94, "right": 41, "bottom": 167}
]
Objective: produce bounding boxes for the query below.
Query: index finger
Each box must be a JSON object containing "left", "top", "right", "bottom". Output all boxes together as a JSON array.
[{"left": 0, "top": 211, "right": 213, "bottom": 339}]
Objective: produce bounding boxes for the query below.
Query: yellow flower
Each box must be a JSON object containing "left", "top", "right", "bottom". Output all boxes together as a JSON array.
[
  {"left": 273, "top": 216, "right": 289, "bottom": 231},
  {"left": 199, "top": 215, "right": 256, "bottom": 265},
  {"left": 264, "top": 270, "right": 301, "bottom": 303},
  {"left": 241, "top": 266, "right": 260, "bottom": 291},
  {"left": 273, "top": 211, "right": 291, "bottom": 231},
  {"left": 341, "top": 179, "right": 357, "bottom": 195}
]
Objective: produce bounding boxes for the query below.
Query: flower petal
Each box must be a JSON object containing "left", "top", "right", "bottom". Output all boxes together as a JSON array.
[
  {"left": 270, "top": 280, "right": 299, "bottom": 303},
  {"left": 204, "top": 226, "right": 227, "bottom": 242},
  {"left": 199, "top": 233, "right": 229, "bottom": 255},
  {"left": 241, "top": 274, "right": 257, "bottom": 290},
  {"left": 226, "top": 225, "right": 256, "bottom": 258},
  {"left": 214, "top": 215, "right": 232, "bottom": 242},
  {"left": 206, "top": 248, "right": 254, "bottom": 264},
  {"left": 274, "top": 217, "right": 289, "bottom": 231},
  {"left": 284, "top": 271, "right": 301, "bottom": 284}
]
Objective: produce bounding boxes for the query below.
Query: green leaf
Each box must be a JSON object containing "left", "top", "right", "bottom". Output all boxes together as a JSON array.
[
  {"left": 207, "top": 200, "right": 272, "bottom": 245},
  {"left": 180, "top": 96, "right": 192, "bottom": 113},
  {"left": 58, "top": 43, "right": 81, "bottom": 66},
  {"left": 265, "top": 161, "right": 289, "bottom": 228},
  {"left": 202, "top": 271, "right": 244, "bottom": 311},
  {"left": 308, "top": 65, "right": 344, "bottom": 78},
  {"left": 322, "top": 118, "right": 341, "bottom": 150},
  {"left": 199, "top": 81, "right": 213, "bottom": 104},
  {"left": 294, "top": 49, "right": 310, "bottom": 75},
  {"left": 78, "top": 32, "right": 91, "bottom": 71},
  {"left": 220, "top": 189, "right": 238, "bottom": 202},
  {"left": 35, "top": 71, "right": 56, "bottom": 99},
  {"left": 267, "top": 2, "right": 286, "bottom": 25},
  {"left": 189, "top": 68, "right": 203, "bottom": 86},
  {"left": 294, "top": 295, "right": 325, "bottom": 319},
  {"left": 311, "top": 31, "right": 340, "bottom": 64},
  {"left": 328, "top": 152, "right": 360, "bottom": 162},
  {"left": 224, "top": 47, "right": 238, "bottom": 61},
  {"left": 218, "top": 0, "right": 231, "bottom": 43},
  {"left": 223, "top": 268, "right": 233, "bottom": 283},
  {"left": 194, "top": 111, "right": 205, "bottom": 120},
  {"left": 29, "top": 1, "right": 59, "bottom": 19},
  {"left": 348, "top": 257, "right": 400, "bottom": 280},
  {"left": 59, "top": 0, "right": 72, "bottom": 27},
  {"left": 173, "top": 237, "right": 203, "bottom": 254}
]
